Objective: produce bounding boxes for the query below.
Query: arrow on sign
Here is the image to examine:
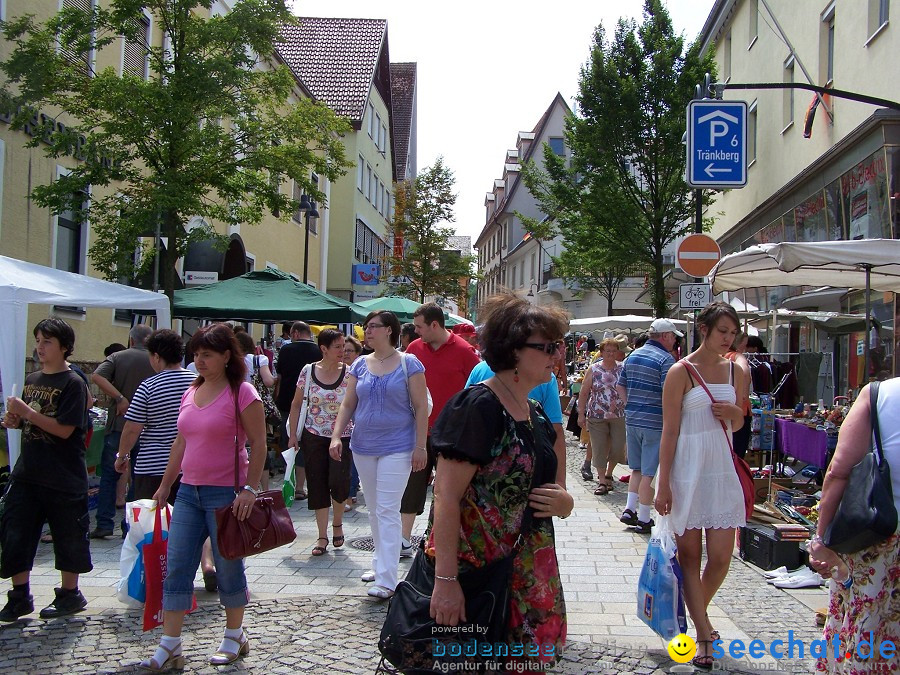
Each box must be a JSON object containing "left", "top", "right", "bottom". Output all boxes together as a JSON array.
[{"left": 704, "top": 164, "right": 731, "bottom": 177}]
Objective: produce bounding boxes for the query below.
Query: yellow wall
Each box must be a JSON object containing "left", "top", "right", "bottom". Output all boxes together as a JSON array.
[
  {"left": 705, "top": 0, "right": 900, "bottom": 243},
  {"left": 0, "top": 0, "right": 333, "bottom": 357}
]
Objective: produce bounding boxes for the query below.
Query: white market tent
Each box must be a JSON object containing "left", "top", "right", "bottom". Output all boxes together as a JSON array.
[
  {"left": 569, "top": 314, "right": 688, "bottom": 334},
  {"left": 710, "top": 239, "right": 900, "bottom": 376},
  {"left": 0, "top": 255, "right": 171, "bottom": 464}
]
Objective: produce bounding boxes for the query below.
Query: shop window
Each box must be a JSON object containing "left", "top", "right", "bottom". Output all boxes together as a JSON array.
[{"left": 841, "top": 149, "right": 890, "bottom": 240}]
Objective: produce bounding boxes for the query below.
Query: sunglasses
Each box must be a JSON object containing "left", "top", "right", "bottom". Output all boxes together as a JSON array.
[{"left": 523, "top": 341, "right": 564, "bottom": 355}]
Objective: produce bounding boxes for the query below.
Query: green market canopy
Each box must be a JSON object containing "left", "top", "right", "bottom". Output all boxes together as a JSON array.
[
  {"left": 173, "top": 268, "right": 367, "bottom": 323},
  {"left": 356, "top": 296, "right": 468, "bottom": 326}
]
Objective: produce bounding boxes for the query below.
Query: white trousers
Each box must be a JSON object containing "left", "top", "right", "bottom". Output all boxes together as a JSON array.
[{"left": 352, "top": 451, "right": 412, "bottom": 591}]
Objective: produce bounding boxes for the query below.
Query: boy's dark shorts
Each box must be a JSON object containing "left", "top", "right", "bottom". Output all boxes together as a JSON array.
[
  {"left": 400, "top": 436, "right": 435, "bottom": 515},
  {"left": 0, "top": 480, "right": 93, "bottom": 578}
]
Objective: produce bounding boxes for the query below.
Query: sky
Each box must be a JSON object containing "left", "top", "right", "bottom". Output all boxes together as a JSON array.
[{"left": 294, "top": 1, "right": 713, "bottom": 248}]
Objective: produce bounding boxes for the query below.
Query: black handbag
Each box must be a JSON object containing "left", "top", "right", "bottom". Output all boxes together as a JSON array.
[
  {"left": 377, "top": 404, "right": 545, "bottom": 674},
  {"left": 824, "top": 382, "right": 898, "bottom": 554}
]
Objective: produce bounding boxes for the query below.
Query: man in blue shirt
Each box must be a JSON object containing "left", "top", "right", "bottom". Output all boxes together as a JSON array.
[
  {"left": 467, "top": 360, "right": 567, "bottom": 488},
  {"left": 616, "top": 319, "right": 680, "bottom": 533}
]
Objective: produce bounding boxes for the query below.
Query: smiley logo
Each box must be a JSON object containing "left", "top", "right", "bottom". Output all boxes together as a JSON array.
[{"left": 667, "top": 633, "right": 696, "bottom": 663}]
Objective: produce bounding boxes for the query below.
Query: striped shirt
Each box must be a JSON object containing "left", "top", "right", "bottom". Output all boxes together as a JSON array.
[
  {"left": 617, "top": 341, "right": 674, "bottom": 430},
  {"left": 124, "top": 368, "right": 198, "bottom": 475}
]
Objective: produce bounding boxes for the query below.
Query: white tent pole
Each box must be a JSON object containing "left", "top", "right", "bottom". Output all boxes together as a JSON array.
[{"left": 864, "top": 265, "right": 872, "bottom": 382}]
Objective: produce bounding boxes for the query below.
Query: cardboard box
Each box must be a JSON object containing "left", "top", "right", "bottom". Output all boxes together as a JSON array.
[{"left": 752, "top": 478, "right": 789, "bottom": 503}]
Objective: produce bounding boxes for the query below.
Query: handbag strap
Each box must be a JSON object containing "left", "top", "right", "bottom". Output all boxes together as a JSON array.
[
  {"left": 513, "top": 401, "right": 547, "bottom": 552},
  {"left": 680, "top": 360, "right": 734, "bottom": 455},
  {"left": 232, "top": 383, "right": 241, "bottom": 493},
  {"left": 296, "top": 363, "right": 314, "bottom": 435},
  {"left": 870, "top": 381, "right": 884, "bottom": 464}
]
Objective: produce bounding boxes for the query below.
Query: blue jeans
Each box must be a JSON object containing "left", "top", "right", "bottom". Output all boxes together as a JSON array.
[
  {"left": 96, "top": 431, "right": 135, "bottom": 532},
  {"left": 163, "top": 484, "right": 249, "bottom": 611}
]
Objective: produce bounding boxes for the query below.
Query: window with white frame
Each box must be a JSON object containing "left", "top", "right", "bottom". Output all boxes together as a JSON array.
[
  {"left": 357, "top": 154, "right": 364, "bottom": 192},
  {"left": 292, "top": 179, "right": 303, "bottom": 223},
  {"left": 783, "top": 56, "right": 795, "bottom": 129},
  {"left": 0, "top": 0, "right": 5, "bottom": 21},
  {"left": 354, "top": 219, "right": 389, "bottom": 264},
  {"left": 375, "top": 112, "right": 382, "bottom": 149},
  {"left": 366, "top": 166, "right": 372, "bottom": 203},
  {"left": 60, "top": 0, "right": 95, "bottom": 76},
  {"left": 868, "top": 0, "right": 889, "bottom": 40},
  {"left": 55, "top": 185, "right": 89, "bottom": 276},
  {"left": 367, "top": 103, "right": 374, "bottom": 137},
  {"left": 821, "top": 5, "right": 835, "bottom": 85},
  {"left": 369, "top": 171, "right": 376, "bottom": 204},
  {"left": 122, "top": 12, "right": 151, "bottom": 79},
  {"left": 380, "top": 123, "right": 387, "bottom": 154},
  {"left": 548, "top": 137, "right": 565, "bottom": 156}
]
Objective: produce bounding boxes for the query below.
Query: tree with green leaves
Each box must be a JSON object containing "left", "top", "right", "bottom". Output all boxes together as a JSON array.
[
  {"left": 0, "top": 0, "right": 351, "bottom": 303},
  {"left": 521, "top": 0, "right": 715, "bottom": 316},
  {"left": 386, "top": 157, "right": 474, "bottom": 306}
]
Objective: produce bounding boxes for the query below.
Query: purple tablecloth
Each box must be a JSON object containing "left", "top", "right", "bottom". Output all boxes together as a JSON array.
[{"left": 775, "top": 418, "right": 827, "bottom": 467}]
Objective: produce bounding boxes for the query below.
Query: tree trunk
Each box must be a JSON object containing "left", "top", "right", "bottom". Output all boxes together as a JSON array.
[
  {"left": 652, "top": 258, "right": 666, "bottom": 318},
  {"left": 161, "top": 208, "right": 180, "bottom": 314}
]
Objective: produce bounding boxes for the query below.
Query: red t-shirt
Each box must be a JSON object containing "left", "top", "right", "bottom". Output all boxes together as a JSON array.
[{"left": 406, "top": 332, "right": 480, "bottom": 429}]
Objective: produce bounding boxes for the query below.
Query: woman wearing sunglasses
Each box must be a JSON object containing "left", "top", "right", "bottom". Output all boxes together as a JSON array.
[
  {"left": 330, "top": 310, "right": 429, "bottom": 599},
  {"left": 426, "top": 293, "right": 573, "bottom": 671}
]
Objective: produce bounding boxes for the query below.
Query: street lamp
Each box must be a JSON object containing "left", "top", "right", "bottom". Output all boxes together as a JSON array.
[{"left": 299, "top": 194, "right": 319, "bottom": 285}]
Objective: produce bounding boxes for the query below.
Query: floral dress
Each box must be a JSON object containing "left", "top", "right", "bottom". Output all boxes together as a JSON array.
[
  {"left": 585, "top": 361, "right": 624, "bottom": 419},
  {"left": 424, "top": 384, "right": 566, "bottom": 670},
  {"left": 816, "top": 532, "right": 900, "bottom": 673}
]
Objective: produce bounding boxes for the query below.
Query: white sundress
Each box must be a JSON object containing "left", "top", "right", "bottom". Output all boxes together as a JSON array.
[{"left": 668, "top": 365, "right": 746, "bottom": 536}]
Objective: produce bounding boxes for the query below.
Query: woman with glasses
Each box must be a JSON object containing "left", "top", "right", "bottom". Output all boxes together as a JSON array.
[
  {"left": 427, "top": 293, "right": 573, "bottom": 671},
  {"left": 330, "top": 311, "right": 429, "bottom": 599}
]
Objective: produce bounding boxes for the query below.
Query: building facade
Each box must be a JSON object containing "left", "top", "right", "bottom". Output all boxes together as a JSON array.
[{"left": 699, "top": 0, "right": 899, "bottom": 388}]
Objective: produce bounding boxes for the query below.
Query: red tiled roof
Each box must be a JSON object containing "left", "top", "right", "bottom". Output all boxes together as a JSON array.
[
  {"left": 390, "top": 62, "right": 416, "bottom": 181},
  {"left": 276, "top": 17, "right": 387, "bottom": 122}
]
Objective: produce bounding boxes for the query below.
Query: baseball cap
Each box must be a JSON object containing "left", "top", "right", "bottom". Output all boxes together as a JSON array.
[
  {"left": 452, "top": 323, "right": 476, "bottom": 336},
  {"left": 649, "top": 318, "right": 684, "bottom": 337}
]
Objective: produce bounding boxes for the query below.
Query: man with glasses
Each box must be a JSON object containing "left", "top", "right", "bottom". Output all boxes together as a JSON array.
[
  {"left": 274, "top": 321, "right": 321, "bottom": 500},
  {"left": 616, "top": 318, "right": 681, "bottom": 534},
  {"left": 401, "top": 303, "right": 480, "bottom": 556}
]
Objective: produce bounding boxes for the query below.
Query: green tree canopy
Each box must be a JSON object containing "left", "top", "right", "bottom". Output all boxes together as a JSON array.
[
  {"left": 0, "top": 0, "right": 351, "bottom": 301},
  {"left": 521, "top": 0, "right": 715, "bottom": 316},
  {"left": 386, "top": 157, "right": 474, "bottom": 307}
]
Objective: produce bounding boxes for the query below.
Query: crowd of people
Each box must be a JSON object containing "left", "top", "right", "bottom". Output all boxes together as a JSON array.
[{"left": 1, "top": 296, "right": 897, "bottom": 674}]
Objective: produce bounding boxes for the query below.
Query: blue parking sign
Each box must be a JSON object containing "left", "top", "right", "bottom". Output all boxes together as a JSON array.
[{"left": 686, "top": 100, "right": 748, "bottom": 188}]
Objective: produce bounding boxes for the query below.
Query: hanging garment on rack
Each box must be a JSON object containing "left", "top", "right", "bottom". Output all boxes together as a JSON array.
[
  {"left": 749, "top": 358, "right": 773, "bottom": 394},
  {"left": 794, "top": 352, "right": 823, "bottom": 404},
  {"left": 771, "top": 361, "right": 798, "bottom": 409}
]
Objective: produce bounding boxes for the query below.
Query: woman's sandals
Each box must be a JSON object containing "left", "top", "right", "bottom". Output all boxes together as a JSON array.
[
  {"left": 311, "top": 537, "right": 328, "bottom": 556},
  {"left": 332, "top": 524, "right": 344, "bottom": 548}
]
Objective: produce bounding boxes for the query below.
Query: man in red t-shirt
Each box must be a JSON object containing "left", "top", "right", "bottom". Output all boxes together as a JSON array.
[{"left": 400, "top": 303, "right": 480, "bottom": 555}]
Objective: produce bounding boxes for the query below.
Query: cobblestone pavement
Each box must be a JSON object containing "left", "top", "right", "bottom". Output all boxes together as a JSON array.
[{"left": 0, "top": 433, "right": 829, "bottom": 673}]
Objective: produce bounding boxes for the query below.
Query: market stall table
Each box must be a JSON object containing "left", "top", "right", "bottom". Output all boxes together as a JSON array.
[{"left": 774, "top": 417, "right": 828, "bottom": 467}]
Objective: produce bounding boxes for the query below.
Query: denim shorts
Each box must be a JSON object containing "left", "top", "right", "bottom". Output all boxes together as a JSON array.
[
  {"left": 163, "top": 484, "right": 249, "bottom": 611},
  {"left": 625, "top": 425, "right": 663, "bottom": 477}
]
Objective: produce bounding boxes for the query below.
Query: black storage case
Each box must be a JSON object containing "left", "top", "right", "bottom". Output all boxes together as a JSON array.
[{"left": 739, "top": 524, "right": 803, "bottom": 571}]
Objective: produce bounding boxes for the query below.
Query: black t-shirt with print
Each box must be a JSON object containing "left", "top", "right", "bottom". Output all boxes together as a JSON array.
[{"left": 11, "top": 369, "right": 90, "bottom": 494}]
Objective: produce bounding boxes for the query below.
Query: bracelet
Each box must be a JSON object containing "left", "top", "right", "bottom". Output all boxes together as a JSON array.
[
  {"left": 415, "top": 446, "right": 426, "bottom": 451},
  {"left": 434, "top": 574, "right": 458, "bottom": 582},
  {"left": 115, "top": 394, "right": 125, "bottom": 403},
  {"left": 116, "top": 454, "right": 130, "bottom": 462},
  {"left": 809, "top": 534, "right": 825, "bottom": 546}
]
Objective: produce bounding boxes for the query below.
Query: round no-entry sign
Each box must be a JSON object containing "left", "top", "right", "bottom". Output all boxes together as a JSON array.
[{"left": 676, "top": 234, "right": 721, "bottom": 277}]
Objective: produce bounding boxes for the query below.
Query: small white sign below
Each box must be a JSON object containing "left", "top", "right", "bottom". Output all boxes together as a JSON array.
[
  {"left": 353, "top": 289, "right": 378, "bottom": 301},
  {"left": 679, "top": 283, "right": 712, "bottom": 310},
  {"left": 184, "top": 271, "right": 218, "bottom": 285}
]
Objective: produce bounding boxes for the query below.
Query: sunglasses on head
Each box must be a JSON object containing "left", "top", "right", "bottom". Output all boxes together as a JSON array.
[{"left": 523, "top": 341, "right": 564, "bottom": 355}]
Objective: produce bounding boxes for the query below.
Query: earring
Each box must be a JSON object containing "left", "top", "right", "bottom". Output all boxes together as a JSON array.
[{"left": 513, "top": 366, "right": 519, "bottom": 383}]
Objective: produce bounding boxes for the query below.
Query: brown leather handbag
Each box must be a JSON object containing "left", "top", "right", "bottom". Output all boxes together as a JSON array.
[{"left": 214, "top": 385, "right": 296, "bottom": 560}]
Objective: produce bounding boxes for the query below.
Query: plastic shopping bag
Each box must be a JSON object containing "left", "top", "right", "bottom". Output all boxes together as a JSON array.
[
  {"left": 142, "top": 504, "right": 171, "bottom": 631},
  {"left": 282, "top": 447, "right": 297, "bottom": 507},
  {"left": 636, "top": 516, "right": 688, "bottom": 639},
  {"left": 117, "top": 499, "right": 169, "bottom": 608}
]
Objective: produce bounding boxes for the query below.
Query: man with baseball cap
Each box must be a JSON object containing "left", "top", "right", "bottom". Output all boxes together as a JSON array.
[{"left": 615, "top": 318, "right": 682, "bottom": 533}]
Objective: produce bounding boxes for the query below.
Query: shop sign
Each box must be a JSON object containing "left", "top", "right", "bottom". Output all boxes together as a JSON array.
[
  {"left": 184, "top": 271, "right": 218, "bottom": 285},
  {"left": 352, "top": 264, "right": 380, "bottom": 286}
]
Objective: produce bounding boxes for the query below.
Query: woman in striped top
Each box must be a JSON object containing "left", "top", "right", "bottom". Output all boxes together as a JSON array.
[{"left": 115, "top": 330, "right": 197, "bottom": 501}]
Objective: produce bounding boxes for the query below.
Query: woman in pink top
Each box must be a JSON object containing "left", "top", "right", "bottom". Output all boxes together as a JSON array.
[{"left": 141, "top": 324, "right": 266, "bottom": 672}]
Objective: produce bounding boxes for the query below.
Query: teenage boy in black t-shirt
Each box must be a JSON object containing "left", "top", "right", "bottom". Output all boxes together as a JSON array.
[{"left": 0, "top": 318, "right": 92, "bottom": 621}]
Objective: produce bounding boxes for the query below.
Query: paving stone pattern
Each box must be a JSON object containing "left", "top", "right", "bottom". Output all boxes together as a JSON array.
[{"left": 0, "top": 433, "right": 828, "bottom": 673}]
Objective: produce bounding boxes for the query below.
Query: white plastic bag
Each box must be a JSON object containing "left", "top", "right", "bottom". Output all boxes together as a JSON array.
[
  {"left": 116, "top": 500, "right": 172, "bottom": 608},
  {"left": 636, "top": 516, "right": 688, "bottom": 639}
]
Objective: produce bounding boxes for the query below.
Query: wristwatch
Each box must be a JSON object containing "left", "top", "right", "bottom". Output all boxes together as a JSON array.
[
  {"left": 241, "top": 485, "right": 260, "bottom": 497},
  {"left": 115, "top": 394, "right": 125, "bottom": 403}
]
